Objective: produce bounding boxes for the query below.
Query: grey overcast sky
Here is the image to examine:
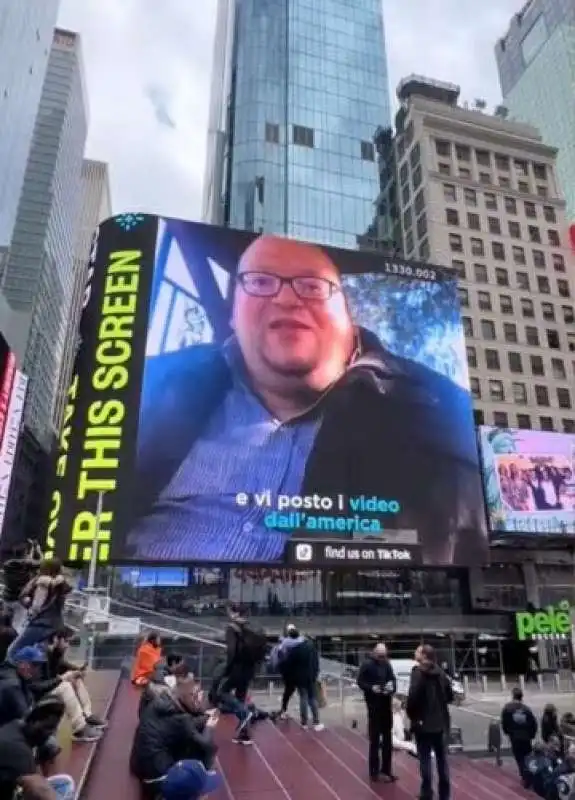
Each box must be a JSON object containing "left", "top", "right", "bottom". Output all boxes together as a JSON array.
[{"left": 58, "top": 0, "right": 523, "bottom": 221}]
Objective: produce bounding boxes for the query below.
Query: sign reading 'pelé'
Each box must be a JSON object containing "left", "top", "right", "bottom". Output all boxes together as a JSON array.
[{"left": 515, "top": 600, "right": 572, "bottom": 641}]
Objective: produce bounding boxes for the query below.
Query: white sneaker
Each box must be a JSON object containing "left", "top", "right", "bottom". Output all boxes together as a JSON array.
[{"left": 313, "top": 723, "right": 325, "bottom": 732}]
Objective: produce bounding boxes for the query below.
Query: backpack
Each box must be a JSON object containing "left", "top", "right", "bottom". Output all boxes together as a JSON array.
[{"left": 236, "top": 622, "right": 267, "bottom": 665}]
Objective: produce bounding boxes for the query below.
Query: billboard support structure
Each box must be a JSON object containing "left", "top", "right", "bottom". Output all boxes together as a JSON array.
[{"left": 87, "top": 491, "right": 104, "bottom": 589}]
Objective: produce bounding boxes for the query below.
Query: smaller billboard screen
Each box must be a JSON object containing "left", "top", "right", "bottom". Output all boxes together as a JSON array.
[
  {"left": 118, "top": 566, "right": 188, "bottom": 587},
  {"left": 480, "top": 426, "right": 575, "bottom": 535}
]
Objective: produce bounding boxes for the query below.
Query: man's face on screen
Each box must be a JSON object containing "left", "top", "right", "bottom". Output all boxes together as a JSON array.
[{"left": 232, "top": 236, "right": 354, "bottom": 392}]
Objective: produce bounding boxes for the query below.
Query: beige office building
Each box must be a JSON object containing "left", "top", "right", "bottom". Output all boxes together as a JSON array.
[{"left": 384, "top": 75, "right": 575, "bottom": 436}]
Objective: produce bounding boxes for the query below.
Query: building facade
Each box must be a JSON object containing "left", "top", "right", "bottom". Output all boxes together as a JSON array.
[
  {"left": 0, "top": 0, "right": 61, "bottom": 269},
  {"left": 54, "top": 159, "right": 112, "bottom": 430},
  {"left": 495, "top": 0, "right": 575, "bottom": 220},
  {"left": 203, "top": 0, "right": 391, "bottom": 248},
  {"left": 0, "top": 29, "right": 88, "bottom": 447}
]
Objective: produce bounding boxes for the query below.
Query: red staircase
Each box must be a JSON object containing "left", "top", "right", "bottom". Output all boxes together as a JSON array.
[{"left": 78, "top": 679, "right": 532, "bottom": 800}]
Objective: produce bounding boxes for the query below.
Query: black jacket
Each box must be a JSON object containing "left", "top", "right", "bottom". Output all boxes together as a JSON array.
[
  {"left": 406, "top": 663, "right": 453, "bottom": 734},
  {"left": 127, "top": 329, "right": 487, "bottom": 566},
  {"left": 357, "top": 656, "right": 397, "bottom": 718},
  {"left": 130, "top": 689, "right": 216, "bottom": 781},
  {"left": 541, "top": 710, "right": 561, "bottom": 744},
  {"left": 2, "top": 558, "right": 38, "bottom": 603},
  {"left": 0, "top": 664, "right": 35, "bottom": 724},
  {"left": 282, "top": 638, "right": 319, "bottom": 687},
  {"left": 501, "top": 700, "right": 537, "bottom": 743}
]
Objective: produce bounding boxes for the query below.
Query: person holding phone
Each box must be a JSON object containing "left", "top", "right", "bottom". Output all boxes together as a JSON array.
[
  {"left": 38, "top": 629, "right": 107, "bottom": 742},
  {"left": 357, "top": 642, "right": 398, "bottom": 783}
]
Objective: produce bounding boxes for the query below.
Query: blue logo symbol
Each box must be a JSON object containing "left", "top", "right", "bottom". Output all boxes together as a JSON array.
[{"left": 115, "top": 213, "right": 145, "bottom": 232}]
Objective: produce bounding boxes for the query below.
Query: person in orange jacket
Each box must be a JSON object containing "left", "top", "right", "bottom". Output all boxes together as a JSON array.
[{"left": 131, "top": 632, "right": 162, "bottom": 687}]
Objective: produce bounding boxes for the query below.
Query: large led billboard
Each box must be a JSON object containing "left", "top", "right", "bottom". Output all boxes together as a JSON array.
[
  {"left": 480, "top": 426, "right": 575, "bottom": 536},
  {"left": 46, "top": 214, "right": 488, "bottom": 567}
]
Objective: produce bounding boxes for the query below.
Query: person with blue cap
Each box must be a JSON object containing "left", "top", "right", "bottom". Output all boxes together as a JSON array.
[
  {"left": 0, "top": 645, "right": 47, "bottom": 725},
  {"left": 161, "top": 759, "right": 221, "bottom": 799}
]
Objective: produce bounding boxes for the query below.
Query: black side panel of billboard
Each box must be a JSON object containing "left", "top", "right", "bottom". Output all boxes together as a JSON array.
[{"left": 46, "top": 215, "right": 158, "bottom": 563}]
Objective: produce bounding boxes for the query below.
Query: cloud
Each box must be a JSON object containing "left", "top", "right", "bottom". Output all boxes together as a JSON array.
[{"left": 58, "top": 0, "right": 524, "bottom": 223}]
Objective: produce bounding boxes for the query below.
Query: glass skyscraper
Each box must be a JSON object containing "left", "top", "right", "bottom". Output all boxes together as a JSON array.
[
  {"left": 496, "top": 0, "right": 575, "bottom": 219},
  {"left": 203, "top": 0, "right": 391, "bottom": 249}
]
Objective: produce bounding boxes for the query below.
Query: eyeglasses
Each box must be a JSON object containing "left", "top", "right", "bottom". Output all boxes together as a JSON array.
[{"left": 237, "top": 271, "right": 341, "bottom": 301}]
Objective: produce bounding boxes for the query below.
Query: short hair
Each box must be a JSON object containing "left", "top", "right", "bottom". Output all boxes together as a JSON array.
[
  {"left": 512, "top": 687, "right": 523, "bottom": 701},
  {"left": 26, "top": 696, "right": 65, "bottom": 724},
  {"left": 420, "top": 644, "right": 436, "bottom": 663},
  {"left": 146, "top": 631, "right": 161, "bottom": 646},
  {"left": 39, "top": 558, "right": 61, "bottom": 576},
  {"left": 166, "top": 653, "right": 183, "bottom": 668}
]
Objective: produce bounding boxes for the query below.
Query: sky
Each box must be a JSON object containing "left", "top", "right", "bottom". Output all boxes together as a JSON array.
[{"left": 58, "top": 0, "right": 524, "bottom": 222}]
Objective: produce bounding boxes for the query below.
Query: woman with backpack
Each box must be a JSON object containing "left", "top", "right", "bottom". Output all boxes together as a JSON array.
[{"left": 6, "top": 559, "right": 72, "bottom": 660}]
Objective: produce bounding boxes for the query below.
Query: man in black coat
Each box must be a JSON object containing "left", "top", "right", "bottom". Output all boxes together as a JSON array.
[
  {"left": 126, "top": 235, "right": 487, "bottom": 566},
  {"left": 357, "top": 642, "right": 397, "bottom": 782},
  {"left": 501, "top": 687, "right": 538, "bottom": 785},
  {"left": 406, "top": 644, "right": 454, "bottom": 800}
]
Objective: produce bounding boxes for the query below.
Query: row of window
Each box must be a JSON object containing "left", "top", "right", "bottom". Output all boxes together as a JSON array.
[
  {"left": 467, "top": 344, "right": 572, "bottom": 383},
  {"left": 459, "top": 286, "right": 574, "bottom": 323},
  {"left": 463, "top": 315, "right": 575, "bottom": 353},
  {"left": 446, "top": 207, "right": 561, "bottom": 247},
  {"left": 452, "top": 251, "right": 565, "bottom": 281},
  {"left": 442, "top": 182, "right": 557, "bottom": 222},
  {"left": 264, "top": 121, "right": 376, "bottom": 161},
  {"left": 473, "top": 407, "right": 575, "bottom": 434},
  {"left": 470, "top": 376, "right": 571, "bottom": 409}
]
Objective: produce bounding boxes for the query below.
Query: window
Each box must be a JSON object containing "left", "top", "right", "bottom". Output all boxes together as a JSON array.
[
  {"left": 459, "top": 166, "right": 471, "bottom": 179},
  {"left": 541, "top": 302, "right": 555, "bottom": 321},
  {"left": 512, "top": 383, "right": 527, "bottom": 404},
  {"left": 547, "top": 329, "right": 560, "bottom": 349},
  {"left": 512, "top": 246, "right": 526, "bottom": 265},
  {"left": 503, "top": 322, "right": 518, "bottom": 342},
  {"left": 413, "top": 165, "right": 422, "bottom": 188},
  {"left": 533, "top": 250, "right": 546, "bottom": 269},
  {"left": 446, "top": 208, "right": 459, "bottom": 226},
  {"left": 479, "top": 172, "right": 491, "bottom": 185},
  {"left": 508, "top": 221, "right": 521, "bottom": 238},
  {"left": 536, "top": 185, "right": 548, "bottom": 198},
  {"left": 535, "top": 385, "right": 550, "bottom": 406},
  {"left": 521, "top": 298, "right": 535, "bottom": 317},
  {"left": 293, "top": 124, "right": 314, "bottom": 147},
  {"left": 478, "top": 291, "right": 492, "bottom": 310},
  {"left": 493, "top": 411, "right": 509, "bottom": 428},
  {"left": 474, "top": 263, "right": 488, "bottom": 283},
  {"left": 449, "top": 233, "right": 463, "bottom": 252},
  {"left": 489, "top": 380, "right": 505, "bottom": 402},
  {"left": 528, "top": 225, "right": 541, "bottom": 243},
  {"left": 514, "top": 159, "right": 528, "bottom": 176},
  {"left": 517, "top": 413, "right": 531, "bottom": 429},
  {"left": 552, "top": 358, "right": 566, "bottom": 379},
  {"left": 265, "top": 122, "right": 280, "bottom": 143},
  {"left": 525, "top": 326, "right": 540, "bottom": 346},
  {"left": 403, "top": 208, "right": 412, "bottom": 231},
  {"left": 471, "top": 238, "right": 484, "bottom": 257},
  {"left": 400, "top": 163, "right": 409, "bottom": 185},
  {"left": 488, "top": 217, "right": 501, "bottom": 234},
  {"left": 524, "top": 201, "right": 536, "bottom": 218},
  {"left": 508, "top": 352, "right": 523, "bottom": 373},
  {"left": 516, "top": 272, "right": 530, "bottom": 290},
  {"left": 476, "top": 150, "right": 491, "bottom": 166},
  {"left": 456, "top": 144, "right": 470, "bottom": 161},
  {"left": 414, "top": 190, "right": 425, "bottom": 214},
  {"left": 470, "top": 377, "right": 481, "bottom": 399},
  {"left": 558, "top": 279, "right": 571, "bottom": 298},
  {"left": 464, "top": 188, "right": 477, "bottom": 206},
  {"left": 416, "top": 214, "right": 427, "bottom": 239},
  {"left": 466, "top": 345, "right": 477, "bottom": 367},
  {"left": 438, "top": 163, "right": 451, "bottom": 176},
  {"left": 548, "top": 230, "right": 560, "bottom": 246},
  {"left": 473, "top": 409, "right": 485, "bottom": 425},
  {"left": 496, "top": 268, "right": 509, "bottom": 287},
  {"left": 563, "top": 305, "right": 575, "bottom": 323},
  {"left": 484, "top": 192, "right": 497, "bottom": 210},
  {"left": 458, "top": 287, "right": 469, "bottom": 306},
  {"left": 463, "top": 317, "right": 473, "bottom": 337},
  {"left": 500, "top": 295, "right": 513, "bottom": 313},
  {"left": 452, "top": 259, "right": 466, "bottom": 278},
  {"left": 436, "top": 140, "right": 451, "bottom": 157},
  {"left": 518, "top": 180, "right": 530, "bottom": 194},
  {"left": 410, "top": 143, "right": 421, "bottom": 168},
  {"left": 419, "top": 239, "right": 430, "bottom": 260},
  {"left": 481, "top": 319, "right": 496, "bottom": 340},
  {"left": 558, "top": 388, "right": 572, "bottom": 409},
  {"left": 563, "top": 419, "right": 575, "bottom": 434},
  {"left": 504, "top": 196, "right": 517, "bottom": 214},
  {"left": 540, "top": 417, "right": 554, "bottom": 431},
  {"left": 443, "top": 184, "right": 456, "bottom": 202},
  {"left": 552, "top": 254, "right": 565, "bottom": 272},
  {"left": 361, "top": 140, "right": 375, "bottom": 161},
  {"left": 495, "top": 154, "right": 510, "bottom": 171},
  {"left": 531, "top": 355, "right": 544, "bottom": 375},
  {"left": 402, "top": 184, "right": 411, "bottom": 206},
  {"left": 467, "top": 213, "right": 480, "bottom": 231},
  {"left": 492, "top": 242, "right": 505, "bottom": 260},
  {"left": 485, "top": 348, "right": 500, "bottom": 369},
  {"left": 533, "top": 163, "right": 547, "bottom": 181},
  {"left": 543, "top": 206, "right": 556, "bottom": 223},
  {"left": 405, "top": 230, "right": 414, "bottom": 253},
  {"left": 537, "top": 276, "right": 551, "bottom": 294},
  {"left": 499, "top": 175, "right": 511, "bottom": 188}
]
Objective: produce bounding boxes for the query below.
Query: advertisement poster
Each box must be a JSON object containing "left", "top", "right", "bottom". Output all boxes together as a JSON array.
[
  {"left": 47, "top": 214, "right": 487, "bottom": 566},
  {"left": 0, "top": 370, "right": 28, "bottom": 537},
  {"left": 480, "top": 426, "right": 575, "bottom": 535}
]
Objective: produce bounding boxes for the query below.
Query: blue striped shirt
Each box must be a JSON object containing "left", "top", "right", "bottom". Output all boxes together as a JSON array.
[{"left": 130, "top": 343, "right": 320, "bottom": 562}]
